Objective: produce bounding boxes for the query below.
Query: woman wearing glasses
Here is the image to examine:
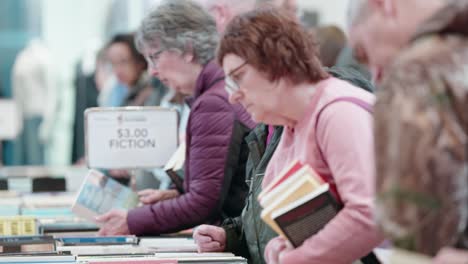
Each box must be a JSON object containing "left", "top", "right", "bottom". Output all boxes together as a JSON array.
[
  {"left": 96, "top": 0, "right": 255, "bottom": 236},
  {"left": 218, "top": 7, "right": 383, "bottom": 264}
]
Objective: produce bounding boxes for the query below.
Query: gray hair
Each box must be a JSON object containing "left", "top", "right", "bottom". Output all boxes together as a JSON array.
[
  {"left": 204, "top": 0, "right": 263, "bottom": 13},
  {"left": 347, "top": 0, "right": 371, "bottom": 29},
  {"left": 135, "top": 0, "right": 218, "bottom": 65}
]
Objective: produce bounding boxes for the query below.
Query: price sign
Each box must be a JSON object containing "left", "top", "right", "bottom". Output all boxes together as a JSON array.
[
  {"left": 0, "top": 100, "right": 22, "bottom": 140},
  {"left": 85, "top": 107, "right": 178, "bottom": 169}
]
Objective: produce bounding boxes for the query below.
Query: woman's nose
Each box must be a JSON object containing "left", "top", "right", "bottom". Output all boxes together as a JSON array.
[{"left": 149, "top": 65, "right": 159, "bottom": 77}]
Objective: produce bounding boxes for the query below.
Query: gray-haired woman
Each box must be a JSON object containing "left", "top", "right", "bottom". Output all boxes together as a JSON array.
[{"left": 96, "top": 0, "right": 255, "bottom": 236}]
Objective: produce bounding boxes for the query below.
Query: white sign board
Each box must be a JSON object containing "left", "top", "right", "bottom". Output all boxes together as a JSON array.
[
  {"left": 0, "top": 100, "right": 22, "bottom": 139},
  {"left": 85, "top": 107, "right": 179, "bottom": 169}
]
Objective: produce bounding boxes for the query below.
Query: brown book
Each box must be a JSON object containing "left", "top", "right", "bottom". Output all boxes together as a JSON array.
[
  {"left": 271, "top": 184, "right": 341, "bottom": 248},
  {"left": 258, "top": 160, "right": 303, "bottom": 201},
  {"left": 260, "top": 166, "right": 323, "bottom": 235},
  {"left": 163, "top": 143, "right": 186, "bottom": 194}
]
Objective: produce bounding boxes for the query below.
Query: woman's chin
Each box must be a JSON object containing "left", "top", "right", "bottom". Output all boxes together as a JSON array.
[{"left": 251, "top": 112, "right": 266, "bottom": 124}]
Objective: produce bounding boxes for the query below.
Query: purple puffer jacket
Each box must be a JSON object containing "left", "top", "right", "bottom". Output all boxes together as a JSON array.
[{"left": 127, "top": 61, "right": 255, "bottom": 235}]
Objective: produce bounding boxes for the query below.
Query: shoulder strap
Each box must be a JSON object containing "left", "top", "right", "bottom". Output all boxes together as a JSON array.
[
  {"left": 314, "top": 97, "right": 380, "bottom": 264},
  {"left": 314, "top": 97, "right": 373, "bottom": 203},
  {"left": 313, "top": 97, "right": 380, "bottom": 264},
  {"left": 314, "top": 97, "right": 373, "bottom": 167}
]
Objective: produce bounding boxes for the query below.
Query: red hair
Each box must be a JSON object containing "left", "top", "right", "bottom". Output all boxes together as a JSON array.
[{"left": 218, "top": 7, "right": 329, "bottom": 84}]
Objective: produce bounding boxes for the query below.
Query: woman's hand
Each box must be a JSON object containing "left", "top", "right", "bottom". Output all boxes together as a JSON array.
[
  {"left": 137, "top": 189, "right": 180, "bottom": 204},
  {"left": 433, "top": 248, "right": 468, "bottom": 264},
  {"left": 264, "top": 236, "right": 294, "bottom": 264},
  {"left": 193, "top": 225, "right": 226, "bottom": 252}
]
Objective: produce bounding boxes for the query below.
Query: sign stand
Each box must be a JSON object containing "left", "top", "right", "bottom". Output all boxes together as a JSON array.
[
  {"left": 85, "top": 107, "right": 179, "bottom": 170},
  {"left": 0, "top": 100, "right": 22, "bottom": 166},
  {"left": 130, "top": 169, "right": 139, "bottom": 191}
]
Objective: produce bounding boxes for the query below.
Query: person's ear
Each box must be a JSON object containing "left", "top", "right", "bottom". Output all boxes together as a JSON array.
[
  {"left": 369, "top": 0, "right": 396, "bottom": 18},
  {"left": 183, "top": 52, "right": 195, "bottom": 64},
  {"left": 183, "top": 42, "right": 195, "bottom": 63},
  {"left": 212, "top": 4, "right": 229, "bottom": 28}
]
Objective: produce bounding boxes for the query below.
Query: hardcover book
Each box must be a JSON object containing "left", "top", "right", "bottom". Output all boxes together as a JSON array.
[
  {"left": 56, "top": 235, "right": 138, "bottom": 246},
  {"left": 271, "top": 184, "right": 341, "bottom": 247},
  {"left": 163, "top": 143, "right": 186, "bottom": 194},
  {"left": 259, "top": 163, "right": 341, "bottom": 248},
  {"left": 0, "top": 235, "right": 55, "bottom": 254}
]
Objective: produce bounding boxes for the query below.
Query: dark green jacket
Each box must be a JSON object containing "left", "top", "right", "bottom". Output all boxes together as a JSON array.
[{"left": 223, "top": 125, "right": 283, "bottom": 264}]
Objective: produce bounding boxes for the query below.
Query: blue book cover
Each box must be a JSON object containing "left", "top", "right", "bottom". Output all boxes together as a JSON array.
[
  {"left": 71, "top": 170, "right": 139, "bottom": 223},
  {"left": 57, "top": 235, "right": 138, "bottom": 245}
]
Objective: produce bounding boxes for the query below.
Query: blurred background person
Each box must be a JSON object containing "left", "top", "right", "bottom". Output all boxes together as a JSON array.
[
  {"left": 96, "top": 0, "right": 255, "bottom": 237},
  {"left": 313, "top": 25, "right": 347, "bottom": 68},
  {"left": 11, "top": 39, "right": 56, "bottom": 166},
  {"left": 348, "top": 0, "right": 468, "bottom": 258},
  {"left": 94, "top": 47, "right": 127, "bottom": 108},
  {"left": 202, "top": 0, "right": 298, "bottom": 33},
  {"left": 106, "top": 33, "right": 164, "bottom": 107}
]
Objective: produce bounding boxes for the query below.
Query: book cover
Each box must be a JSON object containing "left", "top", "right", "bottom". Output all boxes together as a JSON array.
[
  {"left": 71, "top": 170, "right": 139, "bottom": 223},
  {"left": 57, "top": 244, "right": 152, "bottom": 256},
  {"left": 0, "top": 253, "right": 75, "bottom": 263},
  {"left": 0, "top": 235, "right": 56, "bottom": 254},
  {"left": 57, "top": 235, "right": 138, "bottom": 246},
  {"left": 0, "top": 216, "right": 38, "bottom": 236},
  {"left": 387, "top": 248, "right": 432, "bottom": 264},
  {"left": 0, "top": 235, "right": 55, "bottom": 245},
  {"left": 84, "top": 258, "right": 178, "bottom": 264},
  {"left": 163, "top": 143, "right": 186, "bottom": 194},
  {"left": 259, "top": 165, "right": 323, "bottom": 208},
  {"left": 152, "top": 252, "right": 247, "bottom": 263},
  {"left": 271, "top": 184, "right": 341, "bottom": 248},
  {"left": 139, "top": 238, "right": 197, "bottom": 253},
  {"left": 260, "top": 171, "right": 323, "bottom": 236},
  {"left": 258, "top": 160, "right": 303, "bottom": 201}
]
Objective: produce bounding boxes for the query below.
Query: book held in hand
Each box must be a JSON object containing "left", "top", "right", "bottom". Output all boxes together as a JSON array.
[
  {"left": 163, "top": 142, "right": 186, "bottom": 194},
  {"left": 271, "top": 184, "right": 341, "bottom": 247},
  {"left": 71, "top": 170, "right": 139, "bottom": 223},
  {"left": 259, "top": 162, "right": 340, "bottom": 248}
]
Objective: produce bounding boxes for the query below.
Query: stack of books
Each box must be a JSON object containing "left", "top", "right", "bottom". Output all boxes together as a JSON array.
[
  {"left": 258, "top": 161, "right": 341, "bottom": 247},
  {"left": 0, "top": 235, "right": 75, "bottom": 263},
  {"left": 0, "top": 235, "right": 55, "bottom": 254}
]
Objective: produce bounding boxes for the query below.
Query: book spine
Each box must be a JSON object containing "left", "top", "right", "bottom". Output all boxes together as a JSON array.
[
  {"left": 165, "top": 169, "right": 185, "bottom": 194},
  {"left": 59, "top": 237, "right": 137, "bottom": 245},
  {"left": 0, "top": 236, "right": 54, "bottom": 245}
]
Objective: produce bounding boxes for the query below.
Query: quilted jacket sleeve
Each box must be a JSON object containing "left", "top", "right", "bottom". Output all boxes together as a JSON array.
[{"left": 127, "top": 95, "right": 236, "bottom": 235}]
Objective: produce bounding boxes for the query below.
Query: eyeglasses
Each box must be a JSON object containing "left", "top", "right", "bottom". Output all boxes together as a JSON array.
[
  {"left": 145, "top": 50, "right": 165, "bottom": 68},
  {"left": 225, "top": 61, "right": 248, "bottom": 94}
]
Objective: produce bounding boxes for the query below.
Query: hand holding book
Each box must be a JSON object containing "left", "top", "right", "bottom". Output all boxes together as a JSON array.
[
  {"left": 96, "top": 209, "right": 130, "bottom": 236},
  {"left": 259, "top": 161, "right": 340, "bottom": 248},
  {"left": 138, "top": 189, "right": 180, "bottom": 205},
  {"left": 264, "top": 236, "right": 294, "bottom": 264}
]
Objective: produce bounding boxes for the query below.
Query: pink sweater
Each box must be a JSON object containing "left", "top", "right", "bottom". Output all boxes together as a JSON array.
[{"left": 263, "top": 77, "right": 384, "bottom": 264}]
